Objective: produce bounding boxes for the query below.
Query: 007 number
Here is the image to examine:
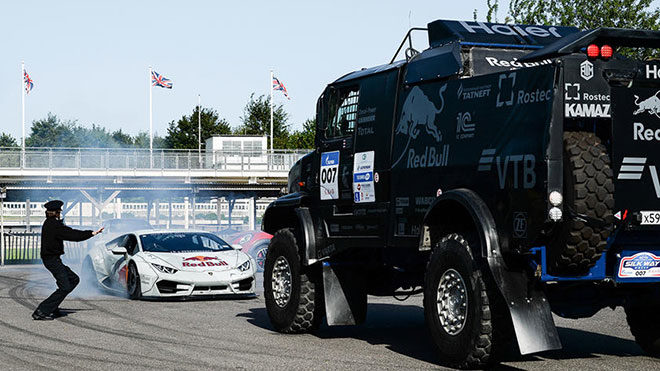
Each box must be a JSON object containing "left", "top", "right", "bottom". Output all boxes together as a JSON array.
[{"left": 320, "top": 167, "right": 337, "bottom": 184}]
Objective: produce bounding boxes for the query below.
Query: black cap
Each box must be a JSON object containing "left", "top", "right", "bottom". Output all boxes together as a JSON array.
[{"left": 44, "top": 200, "right": 64, "bottom": 211}]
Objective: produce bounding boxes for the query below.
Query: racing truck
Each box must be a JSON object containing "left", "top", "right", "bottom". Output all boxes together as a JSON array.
[{"left": 261, "top": 19, "right": 660, "bottom": 368}]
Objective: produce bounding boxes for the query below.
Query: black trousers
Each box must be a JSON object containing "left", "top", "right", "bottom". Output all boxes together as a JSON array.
[{"left": 36, "top": 257, "right": 79, "bottom": 315}]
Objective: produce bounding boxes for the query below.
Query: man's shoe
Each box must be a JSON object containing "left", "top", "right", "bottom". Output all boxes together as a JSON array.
[{"left": 32, "top": 310, "right": 55, "bottom": 321}]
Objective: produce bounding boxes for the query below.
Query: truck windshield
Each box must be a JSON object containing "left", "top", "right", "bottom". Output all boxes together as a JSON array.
[{"left": 139, "top": 232, "right": 233, "bottom": 253}]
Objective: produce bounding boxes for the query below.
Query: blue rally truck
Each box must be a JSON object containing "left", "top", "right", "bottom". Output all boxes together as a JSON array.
[{"left": 261, "top": 19, "right": 660, "bottom": 368}]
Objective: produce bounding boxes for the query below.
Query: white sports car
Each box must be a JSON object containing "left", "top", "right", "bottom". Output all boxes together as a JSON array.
[{"left": 82, "top": 229, "right": 256, "bottom": 299}]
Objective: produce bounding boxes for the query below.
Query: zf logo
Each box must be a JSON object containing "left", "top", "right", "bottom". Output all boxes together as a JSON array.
[
  {"left": 513, "top": 212, "right": 527, "bottom": 238},
  {"left": 478, "top": 149, "right": 536, "bottom": 189},
  {"left": 617, "top": 157, "right": 660, "bottom": 198},
  {"left": 456, "top": 112, "right": 475, "bottom": 140}
]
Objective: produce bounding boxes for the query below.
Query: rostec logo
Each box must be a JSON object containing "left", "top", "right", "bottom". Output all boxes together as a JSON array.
[
  {"left": 617, "top": 157, "right": 660, "bottom": 198},
  {"left": 633, "top": 91, "right": 660, "bottom": 118},
  {"left": 496, "top": 73, "right": 516, "bottom": 107},
  {"left": 580, "top": 60, "right": 594, "bottom": 80},
  {"left": 456, "top": 112, "right": 475, "bottom": 140},
  {"left": 564, "top": 82, "right": 610, "bottom": 118},
  {"left": 478, "top": 149, "right": 536, "bottom": 189},
  {"left": 182, "top": 256, "right": 228, "bottom": 267}
]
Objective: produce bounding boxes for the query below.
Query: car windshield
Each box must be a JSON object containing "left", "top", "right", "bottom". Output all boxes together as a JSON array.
[{"left": 139, "top": 232, "right": 233, "bottom": 253}]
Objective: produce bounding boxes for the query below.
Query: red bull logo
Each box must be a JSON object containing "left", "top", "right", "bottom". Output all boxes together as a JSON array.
[
  {"left": 182, "top": 256, "right": 228, "bottom": 267},
  {"left": 633, "top": 91, "right": 660, "bottom": 118}
]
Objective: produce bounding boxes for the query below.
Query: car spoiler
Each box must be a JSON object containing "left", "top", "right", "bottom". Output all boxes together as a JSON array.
[{"left": 519, "top": 27, "right": 660, "bottom": 62}]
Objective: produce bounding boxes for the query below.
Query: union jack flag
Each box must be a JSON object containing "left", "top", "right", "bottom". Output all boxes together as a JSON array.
[
  {"left": 151, "top": 70, "right": 173, "bottom": 89},
  {"left": 23, "top": 69, "right": 33, "bottom": 94},
  {"left": 272, "top": 76, "right": 290, "bottom": 99}
]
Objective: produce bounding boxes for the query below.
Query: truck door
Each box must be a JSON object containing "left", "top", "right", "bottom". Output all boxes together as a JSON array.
[{"left": 317, "top": 84, "right": 359, "bottom": 241}]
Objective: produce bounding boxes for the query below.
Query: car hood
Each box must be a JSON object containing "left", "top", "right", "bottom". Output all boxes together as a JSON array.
[{"left": 142, "top": 250, "right": 245, "bottom": 272}]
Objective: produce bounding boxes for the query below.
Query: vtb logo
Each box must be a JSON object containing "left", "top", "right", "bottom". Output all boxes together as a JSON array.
[
  {"left": 617, "top": 157, "right": 660, "bottom": 198},
  {"left": 478, "top": 149, "right": 536, "bottom": 189}
]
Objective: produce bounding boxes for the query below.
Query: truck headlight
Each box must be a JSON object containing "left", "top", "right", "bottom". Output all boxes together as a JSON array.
[
  {"left": 151, "top": 263, "right": 178, "bottom": 274},
  {"left": 549, "top": 191, "right": 563, "bottom": 206},
  {"left": 549, "top": 207, "right": 563, "bottom": 221},
  {"left": 238, "top": 260, "right": 251, "bottom": 272}
]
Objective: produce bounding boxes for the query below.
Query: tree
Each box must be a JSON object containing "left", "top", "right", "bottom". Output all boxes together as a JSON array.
[
  {"left": 486, "top": 0, "right": 660, "bottom": 58},
  {"left": 111, "top": 129, "right": 134, "bottom": 147},
  {"left": 134, "top": 131, "right": 167, "bottom": 149},
  {"left": 0, "top": 133, "right": 18, "bottom": 147},
  {"left": 165, "top": 106, "right": 232, "bottom": 150},
  {"left": 25, "top": 113, "right": 78, "bottom": 147},
  {"left": 236, "top": 94, "right": 290, "bottom": 149},
  {"left": 286, "top": 119, "right": 316, "bottom": 149}
]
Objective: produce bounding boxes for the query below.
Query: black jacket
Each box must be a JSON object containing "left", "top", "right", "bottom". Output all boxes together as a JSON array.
[{"left": 40, "top": 217, "right": 94, "bottom": 259}]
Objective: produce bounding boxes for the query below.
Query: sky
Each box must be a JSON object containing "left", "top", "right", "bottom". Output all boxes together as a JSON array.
[{"left": 0, "top": 0, "right": 502, "bottom": 141}]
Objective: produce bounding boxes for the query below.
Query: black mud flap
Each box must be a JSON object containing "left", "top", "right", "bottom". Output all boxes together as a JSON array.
[
  {"left": 322, "top": 262, "right": 367, "bottom": 326},
  {"left": 488, "top": 251, "right": 561, "bottom": 354}
]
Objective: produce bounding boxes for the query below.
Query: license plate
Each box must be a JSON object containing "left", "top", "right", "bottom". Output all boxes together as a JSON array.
[{"left": 640, "top": 211, "right": 660, "bottom": 225}]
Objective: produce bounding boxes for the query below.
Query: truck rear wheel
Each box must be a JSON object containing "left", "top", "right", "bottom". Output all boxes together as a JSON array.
[
  {"left": 264, "top": 228, "right": 323, "bottom": 333},
  {"left": 625, "top": 301, "right": 660, "bottom": 356},
  {"left": 551, "top": 132, "right": 614, "bottom": 274},
  {"left": 424, "top": 233, "right": 505, "bottom": 369}
]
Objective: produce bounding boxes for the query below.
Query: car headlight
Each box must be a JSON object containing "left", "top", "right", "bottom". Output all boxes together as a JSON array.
[
  {"left": 238, "top": 260, "right": 251, "bottom": 272},
  {"left": 151, "top": 263, "right": 178, "bottom": 274}
]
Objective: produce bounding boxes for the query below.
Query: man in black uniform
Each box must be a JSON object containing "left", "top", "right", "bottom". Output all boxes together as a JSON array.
[{"left": 32, "top": 200, "right": 103, "bottom": 320}]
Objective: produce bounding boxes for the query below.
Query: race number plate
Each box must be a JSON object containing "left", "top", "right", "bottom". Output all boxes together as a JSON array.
[
  {"left": 618, "top": 252, "right": 660, "bottom": 279},
  {"left": 320, "top": 151, "right": 339, "bottom": 200},
  {"left": 640, "top": 211, "right": 660, "bottom": 225}
]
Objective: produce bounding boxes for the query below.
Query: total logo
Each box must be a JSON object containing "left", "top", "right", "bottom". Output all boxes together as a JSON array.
[
  {"left": 182, "top": 256, "right": 228, "bottom": 267},
  {"left": 478, "top": 149, "right": 536, "bottom": 189},
  {"left": 617, "top": 157, "right": 660, "bottom": 198},
  {"left": 495, "top": 72, "right": 552, "bottom": 108}
]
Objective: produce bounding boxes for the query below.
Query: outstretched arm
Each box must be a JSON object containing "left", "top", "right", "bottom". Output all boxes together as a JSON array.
[{"left": 55, "top": 224, "right": 103, "bottom": 242}]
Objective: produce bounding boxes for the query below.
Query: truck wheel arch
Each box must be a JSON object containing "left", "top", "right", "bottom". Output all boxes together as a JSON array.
[{"left": 422, "top": 188, "right": 497, "bottom": 259}]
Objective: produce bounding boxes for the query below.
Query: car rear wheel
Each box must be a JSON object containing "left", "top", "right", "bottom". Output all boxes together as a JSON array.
[
  {"left": 264, "top": 228, "right": 323, "bottom": 333},
  {"left": 625, "top": 299, "right": 660, "bottom": 356},
  {"left": 127, "top": 263, "right": 142, "bottom": 300}
]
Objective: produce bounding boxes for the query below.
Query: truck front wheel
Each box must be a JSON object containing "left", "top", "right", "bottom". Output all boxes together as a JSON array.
[
  {"left": 264, "top": 228, "right": 323, "bottom": 333},
  {"left": 424, "top": 233, "right": 502, "bottom": 369}
]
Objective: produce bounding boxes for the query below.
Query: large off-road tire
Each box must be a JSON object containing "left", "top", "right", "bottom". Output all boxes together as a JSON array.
[
  {"left": 127, "top": 263, "right": 142, "bottom": 300},
  {"left": 551, "top": 132, "right": 614, "bottom": 274},
  {"left": 424, "top": 233, "right": 510, "bottom": 369},
  {"left": 625, "top": 301, "right": 660, "bottom": 356},
  {"left": 264, "top": 228, "right": 323, "bottom": 333}
]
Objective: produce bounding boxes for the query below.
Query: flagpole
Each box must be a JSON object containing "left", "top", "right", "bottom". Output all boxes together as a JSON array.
[
  {"left": 21, "top": 61, "right": 25, "bottom": 168},
  {"left": 269, "top": 69, "right": 274, "bottom": 153},
  {"left": 149, "top": 66, "right": 153, "bottom": 168},
  {"left": 198, "top": 94, "right": 201, "bottom": 166}
]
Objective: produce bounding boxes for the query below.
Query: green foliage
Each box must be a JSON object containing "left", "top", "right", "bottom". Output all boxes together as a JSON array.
[
  {"left": 285, "top": 119, "right": 316, "bottom": 150},
  {"left": 482, "top": 0, "right": 660, "bottom": 59},
  {"left": 0, "top": 133, "right": 18, "bottom": 147},
  {"left": 165, "top": 106, "right": 231, "bottom": 150},
  {"left": 235, "top": 94, "right": 290, "bottom": 149},
  {"left": 26, "top": 113, "right": 79, "bottom": 147}
]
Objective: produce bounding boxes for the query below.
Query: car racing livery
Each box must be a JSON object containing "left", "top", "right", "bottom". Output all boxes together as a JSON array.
[{"left": 82, "top": 229, "right": 256, "bottom": 299}]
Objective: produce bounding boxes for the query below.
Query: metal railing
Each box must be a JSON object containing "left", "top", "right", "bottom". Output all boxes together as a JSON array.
[
  {"left": 1, "top": 231, "right": 87, "bottom": 265},
  {"left": 0, "top": 147, "right": 311, "bottom": 173}
]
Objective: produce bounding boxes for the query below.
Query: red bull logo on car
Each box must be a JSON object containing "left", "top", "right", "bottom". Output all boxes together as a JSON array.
[
  {"left": 182, "top": 256, "right": 228, "bottom": 267},
  {"left": 633, "top": 91, "right": 660, "bottom": 118}
]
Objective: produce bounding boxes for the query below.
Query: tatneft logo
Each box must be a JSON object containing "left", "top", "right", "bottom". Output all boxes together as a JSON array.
[
  {"left": 456, "top": 112, "right": 476, "bottom": 139},
  {"left": 633, "top": 91, "right": 660, "bottom": 118},
  {"left": 580, "top": 60, "right": 594, "bottom": 80},
  {"left": 478, "top": 149, "right": 536, "bottom": 189},
  {"left": 496, "top": 72, "right": 552, "bottom": 108},
  {"left": 457, "top": 84, "right": 491, "bottom": 100},
  {"left": 457, "top": 21, "right": 563, "bottom": 38},
  {"left": 617, "top": 157, "right": 660, "bottom": 198}
]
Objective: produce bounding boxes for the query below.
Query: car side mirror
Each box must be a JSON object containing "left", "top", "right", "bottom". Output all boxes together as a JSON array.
[{"left": 111, "top": 247, "right": 127, "bottom": 255}]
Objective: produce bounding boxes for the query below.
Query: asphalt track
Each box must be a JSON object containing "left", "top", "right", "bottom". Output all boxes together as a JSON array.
[{"left": 0, "top": 265, "right": 658, "bottom": 370}]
